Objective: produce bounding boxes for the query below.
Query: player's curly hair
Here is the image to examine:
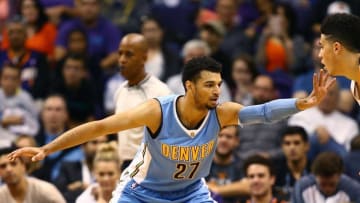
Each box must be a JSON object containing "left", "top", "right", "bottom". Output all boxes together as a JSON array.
[{"left": 181, "top": 56, "right": 222, "bottom": 92}]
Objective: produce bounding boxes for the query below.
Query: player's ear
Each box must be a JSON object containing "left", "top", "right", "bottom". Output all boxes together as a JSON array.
[
  {"left": 185, "top": 80, "right": 193, "bottom": 92},
  {"left": 333, "top": 42, "right": 342, "bottom": 54}
]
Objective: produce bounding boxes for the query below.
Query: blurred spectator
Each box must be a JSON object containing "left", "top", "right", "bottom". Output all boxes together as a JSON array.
[
  {"left": 289, "top": 82, "right": 358, "bottom": 153},
  {"left": 206, "top": 125, "right": 245, "bottom": 203},
  {"left": 0, "top": 17, "right": 50, "bottom": 99},
  {"left": 166, "top": 39, "right": 231, "bottom": 103},
  {"left": 230, "top": 54, "right": 258, "bottom": 105},
  {"left": 237, "top": 74, "right": 285, "bottom": 160},
  {"left": 114, "top": 34, "right": 171, "bottom": 169},
  {"left": 199, "top": 20, "right": 232, "bottom": 86},
  {"left": 0, "top": 146, "right": 66, "bottom": 203},
  {"left": 55, "top": 0, "right": 121, "bottom": 72},
  {"left": 199, "top": 0, "right": 259, "bottom": 29},
  {"left": 51, "top": 54, "right": 96, "bottom": 128},
  {"left": 0, "top": 0, "right": 10, "bottom": 36},
  {"left": 150, "top": 0, "right": 199, "bottom": 50},
  {"left": 34, "top": 94, "right": 82, "bottom": 181},
  {"left": 255, "top": 2, "right": 298, "bottom": 73},
  {"left": 76, "top": 142, "right": 120, "bottom": 203},
  {"left": 40, "top": 0, "right": 78, "bottom": 25},
  {"left": 2, "top": 0, "right": 57, "bottom": 58},
  {"left": 273, "top": 126, "right": 311, "bottom": 201},
  {"left": 215, "top": 0, "right": 255, "bottom": 58},
  {"left": 311, "top": 0, "right": 354, "bottom": 35},
  {"left": 244, "top": 154, "right": 286, "bottom": 203},
  {"left": 101, "top": 0, "right": 150, "bottom": 34},
  {"left": 141, "top": 16, "right": 181, "bottom": 82},
  {"left": 344, "top": 135, "right": 360, "bottom": 183},
  {"left": 292, "top": 152, "right": 360, "bottom": 203},
  {"left": 0, "top": 65, "right": 39, "bottom": 136},
  {"left": 0, "top": 127, "right": 16, "bottom": 148},
  {"left": 55, "top": 136, "right": 108, "bottom": 203},
  {"left": 64, "top": 28, "right": 87, "bottom": 56},
  {"left": 55, "top": 0, "right": 122, "bottom": 118}
]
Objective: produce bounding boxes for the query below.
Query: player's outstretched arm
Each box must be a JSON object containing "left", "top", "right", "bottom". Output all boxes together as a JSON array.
[
  {"left": 8, "top": 99, "right": 161, "bottom": 162},
  {"left": 218, "top": 69, "right": 336, "bottom": 127}
]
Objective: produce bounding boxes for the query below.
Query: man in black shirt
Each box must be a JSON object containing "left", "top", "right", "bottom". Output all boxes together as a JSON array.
[{"left": 274, "top": 126, "right": 311, "bottom": 200}]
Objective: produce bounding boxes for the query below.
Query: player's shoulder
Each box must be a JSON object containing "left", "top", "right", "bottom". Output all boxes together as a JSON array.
[
  {"left": 216, "top": 101, "right": 243, "bottom": 127},
  {"left": 216, "top": 101, "right": 243, "bottom": 113},
  {"left": 155, "top": 94, "right": 178, "bottom": 104}
]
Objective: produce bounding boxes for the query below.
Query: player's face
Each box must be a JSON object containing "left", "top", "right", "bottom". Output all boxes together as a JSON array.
[
  {"left": 94, "top": 161, "right": 120, "bottom": 193},
  {"left": 247, "top": 164, "right": 274, "bottom": 198},
  {"left": 118, "top": 41, "right": 146, "bottom": 80},
  {"left": 216, "top": 126, "right": 238, "bottom": 157},
  {"left": 316, "top": 174, "right": 340, "bottom": 196},
  {"left": 192, "top": 71, "right": 222, "bottom": 109},
  {"left": 319, "top": 34, "right": 342, "bottom": 75},
  {"left": 0, "top": 156, "right": 25, "bottom": 186},
  {"left": 281, "top": 135, "right": 308, "bottom": 162}
]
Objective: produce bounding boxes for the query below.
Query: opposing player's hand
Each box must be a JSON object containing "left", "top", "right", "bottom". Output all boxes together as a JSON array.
[
  {"left": 296, "top": 69, "right": 336, "bottom": 110},
  {"left": 7, "top": 147, "right": 47, "bottom": 162}
]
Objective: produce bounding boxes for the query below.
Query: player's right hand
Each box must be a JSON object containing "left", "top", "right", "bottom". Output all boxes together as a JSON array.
[{"left": 7, "top": 147, "right": 46, "bottom": 162}]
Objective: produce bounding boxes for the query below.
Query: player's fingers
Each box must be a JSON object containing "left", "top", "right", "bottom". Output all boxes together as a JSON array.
[
  {"left": 7, "top": 149, "right": 22, "bottom": 161},
  {"left": 32, "top": 153, "right": 44, "bottom": 162},
  {"left": 313, "top": 73, "right": 318, "bottom": 93},
  {"left": 319, "top": 69, "right": 324, "bottom": 87},
  {"left": 325, "top": 77, "right": 337, "bottom": 89},
  {"left": 322, "top": 70, "right": 329, "bottom": 87}
]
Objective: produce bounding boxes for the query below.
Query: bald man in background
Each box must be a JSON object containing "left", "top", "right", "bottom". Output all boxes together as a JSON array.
[{"left": 114, "top": 34, "right": 172, "bottom": 170}]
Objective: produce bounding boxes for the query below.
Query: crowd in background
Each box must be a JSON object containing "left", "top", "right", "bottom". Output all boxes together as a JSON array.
[{"left": 0, "top": 0, "right": 360, "bottom": 202}]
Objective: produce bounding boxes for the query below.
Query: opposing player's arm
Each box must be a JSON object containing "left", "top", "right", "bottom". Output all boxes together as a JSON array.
[{"left": 8, "top": 99, "right": 161, "bottom": 161}]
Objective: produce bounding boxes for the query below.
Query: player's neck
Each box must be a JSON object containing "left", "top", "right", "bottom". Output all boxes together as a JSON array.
[
  {"left": 177, "top": 95, "right": 208, "bottom": 129},
  {"left": 342, "top": 53, "right": 360, "bottom": 82}
]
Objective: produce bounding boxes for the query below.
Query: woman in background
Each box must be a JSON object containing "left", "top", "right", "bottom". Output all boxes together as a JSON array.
[
  {"left": 2, "top": 0, "right": 57, "bottom": 59},
  {"left": 76, "top": 142, "right": 121, "bottom": 203}
]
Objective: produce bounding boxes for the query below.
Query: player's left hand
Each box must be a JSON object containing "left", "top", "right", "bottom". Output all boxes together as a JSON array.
[
  {"left": 7, "top": 147, "right": 47, "bottom": 162},
  {"left": 296, "top": 69, "right": 336, "bottom": 110}
]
